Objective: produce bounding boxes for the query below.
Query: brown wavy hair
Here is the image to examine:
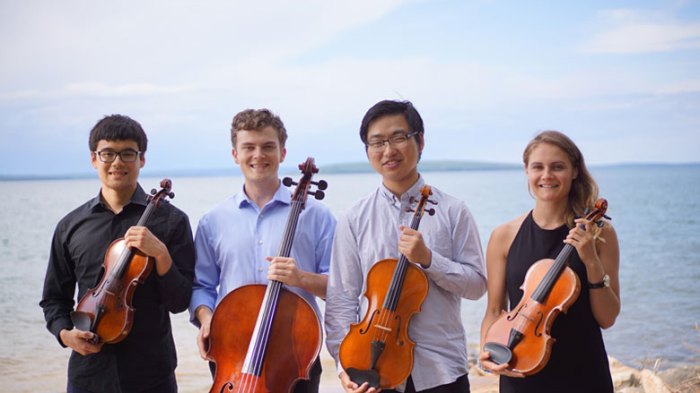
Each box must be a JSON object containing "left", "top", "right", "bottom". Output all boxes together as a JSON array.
[
  {"left": 523, "top": 130, "right": 599, "bottom": 228},
  {"left": 230, "top": 108, "right": 287, "bottom": 149}
]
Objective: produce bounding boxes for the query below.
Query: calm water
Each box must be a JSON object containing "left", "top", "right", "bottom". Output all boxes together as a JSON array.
[{"left": 1, "top": 166, "right": 698, "bottom": 391}]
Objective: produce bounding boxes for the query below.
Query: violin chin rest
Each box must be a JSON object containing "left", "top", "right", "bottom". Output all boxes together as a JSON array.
[
  {"left": 483, "top": 342, "right": 513, "bottom": 365},
  {"left": 346, "top": 367, "right": 380, "bottom": 389},
  {"left": 70, "top": 311, "right": 93, "bottom": 332}
]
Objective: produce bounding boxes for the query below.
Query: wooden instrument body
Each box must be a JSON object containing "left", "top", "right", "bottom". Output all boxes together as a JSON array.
[
  {"left": 208, "top": 284, "right": 321, "bottom": 393},
  {"left": 73, "top": 238, "right": 153, "bottom": 344},
  {"left": 484, "top": 258, "right": 580, "bottom": 375},
  {"left": 339, "top": 258, "right": 429, "bottom": 388}
]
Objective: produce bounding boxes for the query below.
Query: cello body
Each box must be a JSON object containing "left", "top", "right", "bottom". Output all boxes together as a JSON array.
[
  {"left": 339, "top": 258, "right": 428, "bottom": 388},
  {"left": 206, "top": 158, "right": 327, "bottom": 393},
  {"left": 208, "top": 285, "right": 321, "bottom": 393}
]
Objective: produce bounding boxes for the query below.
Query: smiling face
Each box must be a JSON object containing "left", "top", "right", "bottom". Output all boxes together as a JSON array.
[
  {"left": 233, "top": 126, "right": 286, "bottom": 188},
  {"left": 91, "top": 139, "right": 144, "bottom": 198},
  {"left": 525, "top": 142, "right": 578, "bottom": 204},
  {"left": 366, "top": 114, "right": 423, "bottom": 195}
]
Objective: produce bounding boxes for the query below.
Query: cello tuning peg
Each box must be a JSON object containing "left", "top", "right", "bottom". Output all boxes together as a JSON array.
[
  {"left": 282, "top": 177, "right": 296, "bottom": 187},
  {"left": 311, "top": 190, "right": 325, "bottom": 200},
  {"left": 313, "top": 180, "right": 328, "bottom": 190},
  {"left": 426, "top": 208, "right": 436, "bottom": 216}
]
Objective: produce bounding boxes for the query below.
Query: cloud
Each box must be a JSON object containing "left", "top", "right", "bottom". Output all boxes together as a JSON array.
[{"left": 580, "top": 9, "right": 700, "bottom": 54}]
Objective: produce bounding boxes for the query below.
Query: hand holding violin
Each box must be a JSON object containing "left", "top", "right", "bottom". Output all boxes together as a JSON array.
[
  {"left": 124, "top": 226, "right": 172, "bottom": 276},
  {"left": 340, "top": 371, "right": 381, "bottom": 393},
  {"left": 60, "top": 327, "right": 104, "bottom": 356},
  {"left": 398, "top": 225, "right": 432, "bottom": 268}
]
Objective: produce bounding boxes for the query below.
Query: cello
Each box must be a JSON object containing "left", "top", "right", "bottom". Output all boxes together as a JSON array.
[
  {"left": 71, "top": 178, "right": 175, "bottom": 344},
  {"left": 339, "top": 185, "right": 436, "bottom": 389},
  {"left": 207, "top": 157, "right": 327, "bottom": 393},
  {"left": 482, "top": 198, "right": 610, "bottom": 376}
]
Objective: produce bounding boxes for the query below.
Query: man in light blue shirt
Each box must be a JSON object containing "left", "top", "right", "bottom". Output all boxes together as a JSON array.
[
  {"left": 325, "top": 100, "right": 487, "bottom": 393},
  {"left": 190, "top": 108, "right": 336, "bottom": 393}
]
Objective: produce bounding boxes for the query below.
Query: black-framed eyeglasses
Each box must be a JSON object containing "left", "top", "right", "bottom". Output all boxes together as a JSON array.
[
  {"left": 366, "top": 131, "right": 419, "bottom": 152},
  {"left": 94, "top": 149, "right": 141, "bottom": 163}
]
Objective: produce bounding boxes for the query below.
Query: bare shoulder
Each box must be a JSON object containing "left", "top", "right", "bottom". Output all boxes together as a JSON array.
[{"left": 489, "top": 213, "right": 529, "bottom": 254}]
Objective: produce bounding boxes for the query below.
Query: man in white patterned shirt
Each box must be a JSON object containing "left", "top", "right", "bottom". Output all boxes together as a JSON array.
[{"left": 325, "top": 99, "right": 487, "bottom": 393}]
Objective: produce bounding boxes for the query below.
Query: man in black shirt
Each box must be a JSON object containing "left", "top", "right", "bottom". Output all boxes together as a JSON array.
[{"left": 40, "top": 115, "right": 195, "bottom": 393}]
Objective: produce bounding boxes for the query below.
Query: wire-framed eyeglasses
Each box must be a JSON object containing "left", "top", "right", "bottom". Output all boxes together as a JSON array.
[{"left": 366, "top": 131, "right": 418, "bottom": 152}]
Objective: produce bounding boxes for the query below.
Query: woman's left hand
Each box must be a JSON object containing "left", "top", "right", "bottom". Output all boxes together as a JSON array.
[{"left": 563, "top": 218, "right": 599, "bottom": 267}]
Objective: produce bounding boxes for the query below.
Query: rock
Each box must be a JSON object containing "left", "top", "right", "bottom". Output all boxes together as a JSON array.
[
  {"left": 640, "top": 369, "right": 672, "bottom": 393},
  {"left": 658, "top": 365, "right": 700, "bottom": 392}
]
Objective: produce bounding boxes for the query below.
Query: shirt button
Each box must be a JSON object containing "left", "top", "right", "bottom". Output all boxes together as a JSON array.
[{"left": 258, "top": 240, "right": 263, "bottom": 245}]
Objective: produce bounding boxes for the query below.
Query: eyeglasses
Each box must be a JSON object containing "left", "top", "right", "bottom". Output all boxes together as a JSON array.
[
  {"left": 94, "top": 149, "right": 141, "bottom": 163},
  {"left": 366, "top": 131, "right": 419, "bottom": 152}
]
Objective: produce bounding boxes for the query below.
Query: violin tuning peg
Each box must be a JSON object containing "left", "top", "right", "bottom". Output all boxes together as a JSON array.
[
  {"left": 405, "top": 207, "right": 416, "bottom": 213},
  {"left": 596, "top": 221, "right": 605, "bottom": 228},
  {"left": 426, "top": 208, "right": 436, "bottom": 216},
  {"left": 603, "top": 214, "right": 611, "bottom": 220},
  {"left": 282, "top": 177, "right": 295, "bottom": 187},
  {"left": 150, "top": 188, "right": 157, "bottom": 195},
  {"left": 168, "top": 192, "right": 175, "bottom": 199},
  {"left": 313, "top": 180, "right": 328, "bottom": 190},
  {"left": 428, "top": 199, "right": 437, "bottom": 205},
  {"left": 312, "top": 190, "right": 325, "bottom": 200}
]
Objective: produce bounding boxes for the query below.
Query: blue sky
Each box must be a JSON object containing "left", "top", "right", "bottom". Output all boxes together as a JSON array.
[{"left": 1, "top": 0, "right": 698, "bottom": 176}]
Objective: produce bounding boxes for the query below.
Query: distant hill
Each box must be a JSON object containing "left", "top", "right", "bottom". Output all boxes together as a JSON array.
[
  {"left": 2, "top": 161, "right": 698, "bottom": 181},
  {"left": 320, "top": 160, "right": 521, "bottom": 174}
]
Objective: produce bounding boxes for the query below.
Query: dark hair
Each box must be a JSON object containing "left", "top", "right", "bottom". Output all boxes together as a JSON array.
[
  {"left": 231, "top": 108, "right": 288, "bottom": 148},
  {"left": 88, "top": 114, "right": 148, "bottom": 152},
  {"left": 523, "top": 130, "right": 599, "bottom": 228},
  {"left": 359, "top": 100, "right": 424, "bottom": 148}
]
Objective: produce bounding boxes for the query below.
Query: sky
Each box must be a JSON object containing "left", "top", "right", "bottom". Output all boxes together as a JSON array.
[{"left": 1, "top": 0, "right": 699, "bottom": 177}]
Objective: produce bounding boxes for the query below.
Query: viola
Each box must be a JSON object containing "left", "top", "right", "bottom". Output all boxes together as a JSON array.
[
  {"left": 339, "top": 185, "right": 436, "bottom": 389},
  {"left": 71, "top": 179, "right": 175, "bottom": 344},
  {"left": 482, "top": 198, "right": 610, "bottom": 376},
  {"left": 207, "top": 157, "right": 327, "bottom": 393}
]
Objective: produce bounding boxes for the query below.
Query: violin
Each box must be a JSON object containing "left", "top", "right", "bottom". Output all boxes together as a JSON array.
[
  {"left": 339, "top": 185, "right": 437, "bottom": 389},
  {"left": 207, "top": 157, "right": 327, "bottom": 393},
  {"left": 71, "top": 178, "right": 175, "bottom": 344},
  {"left": 482, "top": 198, "right": 610, "bottom": 376}
]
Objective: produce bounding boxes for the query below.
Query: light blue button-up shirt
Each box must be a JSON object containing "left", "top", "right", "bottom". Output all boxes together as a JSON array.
[
  {"left": 325, "top": 176, "right": 487, "bottom": 391},
  {"left": 189, "top": 183, "right": 336, "bottom": 323}
]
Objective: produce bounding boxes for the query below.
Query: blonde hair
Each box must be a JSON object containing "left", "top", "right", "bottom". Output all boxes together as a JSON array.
[{"left": 523, "top": 130, "right": 599, "bottom": 228}]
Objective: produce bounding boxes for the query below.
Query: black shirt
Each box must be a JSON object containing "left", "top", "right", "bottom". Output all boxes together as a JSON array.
[{"left": 40, "top": 184, "right": 195, "bottom": 393}]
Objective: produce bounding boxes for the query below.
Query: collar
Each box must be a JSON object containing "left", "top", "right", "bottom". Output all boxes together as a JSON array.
[
  {"left": 235, "top": 181, "right": 291, "bottom": 209},
  {"left": 379, "top": 175, "right": 425, "bottom": 206},
  {"left": 89, "top": 184, "right": 149, "bottom": 211}
]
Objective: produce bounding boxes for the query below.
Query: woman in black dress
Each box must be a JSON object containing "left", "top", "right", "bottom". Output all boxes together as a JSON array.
[{"left": 479, "top": 131, "right": 620, "bottom": 392}]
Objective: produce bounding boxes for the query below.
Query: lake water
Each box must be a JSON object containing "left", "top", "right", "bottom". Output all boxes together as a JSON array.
[{"left": 1, "top": 165, "right": 698, "bottom": 391}]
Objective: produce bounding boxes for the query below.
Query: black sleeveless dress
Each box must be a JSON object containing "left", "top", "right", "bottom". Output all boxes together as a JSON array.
[{"left": 500, "top": 211, "right": 613, "bottom": 393}]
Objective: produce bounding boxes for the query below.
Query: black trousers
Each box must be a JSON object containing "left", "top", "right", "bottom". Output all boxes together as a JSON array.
[
  {"left": 208, "top": 357, "right": 322, "bottom": 393},
  {"left": 67, "top": 372, "right": 177, "bottom": 393},
  {"left": 383, "top": 373, "right": 471, "bottom": 393}
]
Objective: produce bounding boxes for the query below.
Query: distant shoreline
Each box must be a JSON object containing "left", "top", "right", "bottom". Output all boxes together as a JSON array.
[{"left": 2, "top": 161, "right": 699, "bottom": 181}]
